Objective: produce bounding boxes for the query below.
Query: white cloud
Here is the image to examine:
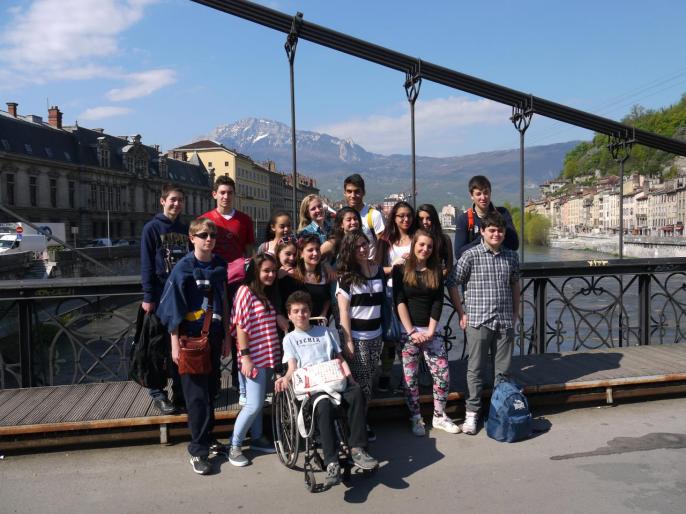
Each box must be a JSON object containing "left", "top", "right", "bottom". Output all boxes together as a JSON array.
[
  {"left": 0, "top": 0, "right": 160, "bottom": 86},
  {"left": 79, "top": 105, "right": 133, "bottom": 120},
  {"left": 107, "top": 68, "right": 177, "bottom": 101},
  {"left": 316, "top": 96, "right": 510, "bottom": 156}
]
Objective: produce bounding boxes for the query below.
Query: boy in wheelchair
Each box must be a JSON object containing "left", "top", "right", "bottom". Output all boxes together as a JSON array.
[{"left": 275, "top": 291, "right": 378, "bottom": 487}]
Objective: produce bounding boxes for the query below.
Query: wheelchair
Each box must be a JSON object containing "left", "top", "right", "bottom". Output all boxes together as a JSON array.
[
  {"left": 272, "top": 317, "right": 374, "bottom": 492},
  {"left": 272, "top": 382, "right": 357, "bottom": 492}
]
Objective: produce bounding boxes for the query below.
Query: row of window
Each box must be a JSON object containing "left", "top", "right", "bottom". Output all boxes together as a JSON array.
[
  {"left": 237, "top": 182, "right": 268, "bottom": 200},
  {"left": 4, "top": 173, "right": 75, "bottom": 209},
  {"left": 207, "top": 161, "right": 231, "bottom": 169},
  {"left": 237, "top": 166, "right": 269, "bottom": 185},
  {"left": 243, "top": 204, "right": 268, "bottom": 222},
  {"left": 1, "top": 139, "right": 73, "bottom": 161},
  {"left": 4, "top": 173, "right": 212, "bottom": 214}
]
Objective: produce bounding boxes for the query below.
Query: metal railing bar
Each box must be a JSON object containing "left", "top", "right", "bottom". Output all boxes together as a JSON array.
[{"left": 192, "top": 0, "right": 686, "bottom": 156}]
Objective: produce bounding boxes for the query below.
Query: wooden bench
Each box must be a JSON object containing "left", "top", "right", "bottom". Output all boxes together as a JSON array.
[{"left": 2, "top": 344, "right": 686, "bottom": 447}]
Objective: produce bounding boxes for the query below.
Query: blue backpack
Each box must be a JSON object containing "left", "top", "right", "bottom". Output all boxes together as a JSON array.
[{"left": 486, "top": 377, "right": 532, "bottom": 442}]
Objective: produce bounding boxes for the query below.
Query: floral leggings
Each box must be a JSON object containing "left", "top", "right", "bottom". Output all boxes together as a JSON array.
[
  {"left": 401, "top": 334, "right": 450, "bottom": 417},
  {"left": 346, "top": 335, "right": 384, "bottom": 403}
]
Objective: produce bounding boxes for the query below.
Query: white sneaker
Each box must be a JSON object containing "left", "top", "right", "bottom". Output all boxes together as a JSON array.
[
  {"left": 410, "top": 414, "right": 426, "bottom": 436},
  {"left": 432, "top": 414, "right": 461, "bottom": 434},
  {"left": 461, "top": 412, "right": 478, "bottom": 435}
]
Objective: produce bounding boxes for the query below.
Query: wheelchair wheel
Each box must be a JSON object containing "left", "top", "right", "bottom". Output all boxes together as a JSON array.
[{"left": 272, "top": 385, "right": 300, "bottom": 468}]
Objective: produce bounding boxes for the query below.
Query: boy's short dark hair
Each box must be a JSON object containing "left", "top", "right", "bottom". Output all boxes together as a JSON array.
[
  {"left": 213, "top": 174, "right": 236, "bottom": 192},
  {"left": 161, "top": 183, "right": 184, "bottom": 199},
  {"left": 480, "top": 211, "right": 506, "bottom": 231},
  {"left": 286, "top": 290, "right": 313, "bottom": 313},
  {"left": 468, "top": 175, "right": 491, "bottom": 194},
  {"left": 343, "top": 173, "right": 365, "bottom": 193}
]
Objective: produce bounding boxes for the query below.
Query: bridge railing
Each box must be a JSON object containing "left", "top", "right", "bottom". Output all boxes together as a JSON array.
[{"left": 1, "top": 257, "right": 685, "bottom": 389}]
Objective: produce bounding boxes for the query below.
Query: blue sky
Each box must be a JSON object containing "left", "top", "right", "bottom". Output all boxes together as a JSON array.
[{"left": 2, "top": 0, "right": 686, "bottom": 158}]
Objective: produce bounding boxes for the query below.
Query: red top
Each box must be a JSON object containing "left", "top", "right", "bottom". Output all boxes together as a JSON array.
[
  {"left": 231, "top": 285, "right": 281, "bottom": 369},
  {"left": 200, "top": 208, "right": 255, "bottom": 283}
]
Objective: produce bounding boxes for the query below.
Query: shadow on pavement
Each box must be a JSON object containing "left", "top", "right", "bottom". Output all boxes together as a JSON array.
[{"left": 341, "top": 428, "right": 444, "bottom": 504}]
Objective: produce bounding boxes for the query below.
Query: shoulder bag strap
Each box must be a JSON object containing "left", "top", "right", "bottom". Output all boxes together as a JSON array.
[{"left": 201, "top": 290, "right": 214, "bottom": 337}]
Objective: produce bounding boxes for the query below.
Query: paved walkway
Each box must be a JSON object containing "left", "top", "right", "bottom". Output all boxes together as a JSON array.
[{"left": 1, "top": 397, "right": 685, "bottom": 514}]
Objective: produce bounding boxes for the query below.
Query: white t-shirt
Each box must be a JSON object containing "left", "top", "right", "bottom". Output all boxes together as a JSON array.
[
  {"left": 359, "top": 204, "right": 385, "bottom": 260},
  {"left": 386, "top": 242, "right": 411, "bottom": 287},
  {"left": 282, "top": 325, "right": 342, "bottom": 368}
]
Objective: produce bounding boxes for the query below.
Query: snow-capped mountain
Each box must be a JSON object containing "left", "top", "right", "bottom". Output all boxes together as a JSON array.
[
  {"left": 208, "top": 118, "right": 373, "bottom": 166},
  {"left": 204, "top": 118, "right": 578, "bottom": 205}
]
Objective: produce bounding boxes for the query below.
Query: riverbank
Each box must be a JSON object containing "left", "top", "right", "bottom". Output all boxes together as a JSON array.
[{"left": 549, "top": 234, "right": 686, "bottom": 259}]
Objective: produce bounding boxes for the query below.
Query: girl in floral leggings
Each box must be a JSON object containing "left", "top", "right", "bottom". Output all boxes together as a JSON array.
[{"left": 392, "top": 229, "right": 460, "bottom": 436}]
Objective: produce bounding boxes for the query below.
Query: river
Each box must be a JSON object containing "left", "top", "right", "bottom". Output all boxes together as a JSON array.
[{"left": 447, "top": 233, "right": 615, "bottom": 263}]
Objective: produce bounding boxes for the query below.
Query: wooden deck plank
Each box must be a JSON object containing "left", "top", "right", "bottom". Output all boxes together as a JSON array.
[
  {"left": 61, "top": 383, "right": 110, "bottom": 422},
  {"left": 639, "top": 344, "right": 686, "bottom": 366},
  {"left": 561, "top": 352, "right": 629, "bottom": 382},
  {"left": 1, "top": 345, "right": 686, "bottom": 436},
  {"left": 127, "top": 384, "right": 155, "bottom": 418},
  {"left": 0, "top": 387, "right": 56, "bottom": 426},
  {"left": 38, "top": 385, "right": 94, "bottom": 424},
  {"left": 14, "top": 386, "right": 75, "bottom": 425},
  {"left": 0, "top": 389, "right": 16, "bottom": 405},
  {"left": 616, "top": 347, "right": 686, "bottom": 374},
  {"left": 619, "top": 351, "right": 682, "bottom": 374},
  {"left": 512, "top": 354, "right": 561, "bottom": 384},
  {"left": 106, "top": 381, "right": 146, "bottom": 419},
  {"left": 0, "top": 387, "right": 40, "bottom": 422},
  {"left": 83, "top": 382, "right": 128, "bottom": 421}
]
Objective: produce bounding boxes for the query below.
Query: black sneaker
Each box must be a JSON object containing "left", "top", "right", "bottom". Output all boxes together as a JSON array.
[
  {"left": 325, "top": 462, "right": 341, "bottom": 487},
  {"left": 377, "top": 376, "right": 391, "bottom": 392},
  {"left": 351, "top": 448, "right": 378, "bottom": 470},
  {"left": 190, "top": 456, "right": 211, "bottom": 475},
  {"left": 209, "top": 440, "right": 229, "bottom": 457},
  {"left": 154, "top": 399, "right": 178, "bottom": 415},
  {"left": 366, "top": 424, "right": 377, "bottom": 442}
]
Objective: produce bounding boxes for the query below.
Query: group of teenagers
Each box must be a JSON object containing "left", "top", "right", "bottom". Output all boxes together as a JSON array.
[{"left": 140, "top": 172, "right": 521, "bottom": 484}]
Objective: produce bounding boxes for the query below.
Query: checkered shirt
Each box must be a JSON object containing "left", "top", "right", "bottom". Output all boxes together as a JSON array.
[{"left": 452, "top": 240, "right": 520, "bottom": 330}]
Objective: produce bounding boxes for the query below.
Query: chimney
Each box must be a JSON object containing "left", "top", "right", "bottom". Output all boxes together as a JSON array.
[
  {"left": 48, "top": 106, "right": 63, "bottom": 129},
  {"left": 6, "top": 102, "right": 17, "bottom": 117}
]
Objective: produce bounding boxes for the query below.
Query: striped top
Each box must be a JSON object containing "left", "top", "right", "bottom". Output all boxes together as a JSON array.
[
  {"left": 336, "top": 265, "right": 384, "bottom": 340},
  {"left": 231, "top": 285, "right": 281, "bottom": 368}
]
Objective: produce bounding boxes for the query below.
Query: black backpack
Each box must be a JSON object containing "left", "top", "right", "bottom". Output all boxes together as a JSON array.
[{"left": 128, "top": 307, "right": 170, "bottom": 389}]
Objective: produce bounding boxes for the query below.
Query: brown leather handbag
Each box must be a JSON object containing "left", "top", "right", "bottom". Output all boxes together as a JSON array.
[{"left": 178, "top": 293, "right": 213, "bottom": 376}]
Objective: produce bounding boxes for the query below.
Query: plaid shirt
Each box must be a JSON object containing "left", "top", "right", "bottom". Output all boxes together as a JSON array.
[{"left": 453, "top": 240, "right": 520, "bottom": 330}]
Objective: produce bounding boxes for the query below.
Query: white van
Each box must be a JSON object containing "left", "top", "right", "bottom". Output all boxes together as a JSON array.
[{"left": 0, "top": 234, "right": 47, "bottom": 255}]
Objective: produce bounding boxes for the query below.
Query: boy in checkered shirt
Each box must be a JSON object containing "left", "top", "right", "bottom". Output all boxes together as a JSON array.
[{"left": 452, "top": 211, "right": 521, "bottom": 435}]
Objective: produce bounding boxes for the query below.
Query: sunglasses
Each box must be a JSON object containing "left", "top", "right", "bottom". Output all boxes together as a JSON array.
[
  {"left": 193, "top": 232, "right": 216, "bottom": 240},
  {"left": 279, "top": 234, "right": 297, "bottom": 245},
  {"left": 297, "top": 234, "right": 320, "bottom": 248}
]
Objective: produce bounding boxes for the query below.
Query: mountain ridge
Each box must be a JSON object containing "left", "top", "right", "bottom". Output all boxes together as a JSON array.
[{"left": 205, "top": 118, "right": 579, "bottom": 206}]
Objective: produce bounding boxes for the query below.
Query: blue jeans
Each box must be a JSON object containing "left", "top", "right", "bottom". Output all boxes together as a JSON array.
[{"left": 231, "top": 367, "right": 273, "bottom": 446}]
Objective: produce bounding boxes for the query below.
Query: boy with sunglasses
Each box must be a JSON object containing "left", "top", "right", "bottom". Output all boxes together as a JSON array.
[
  {"left": 157, "top": 218, "right": 231, "bottom": 475},
  {"left": 140, "top": 183, "right": 189, "bottom": 414}
]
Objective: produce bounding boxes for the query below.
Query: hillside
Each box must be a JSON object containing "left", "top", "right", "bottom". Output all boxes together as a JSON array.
[
  {"left": 562, "top": 94, "right": 686, "bottom": 180},
  {"left": 206, "top": 118, "right": 578, "bottom": 206}
]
